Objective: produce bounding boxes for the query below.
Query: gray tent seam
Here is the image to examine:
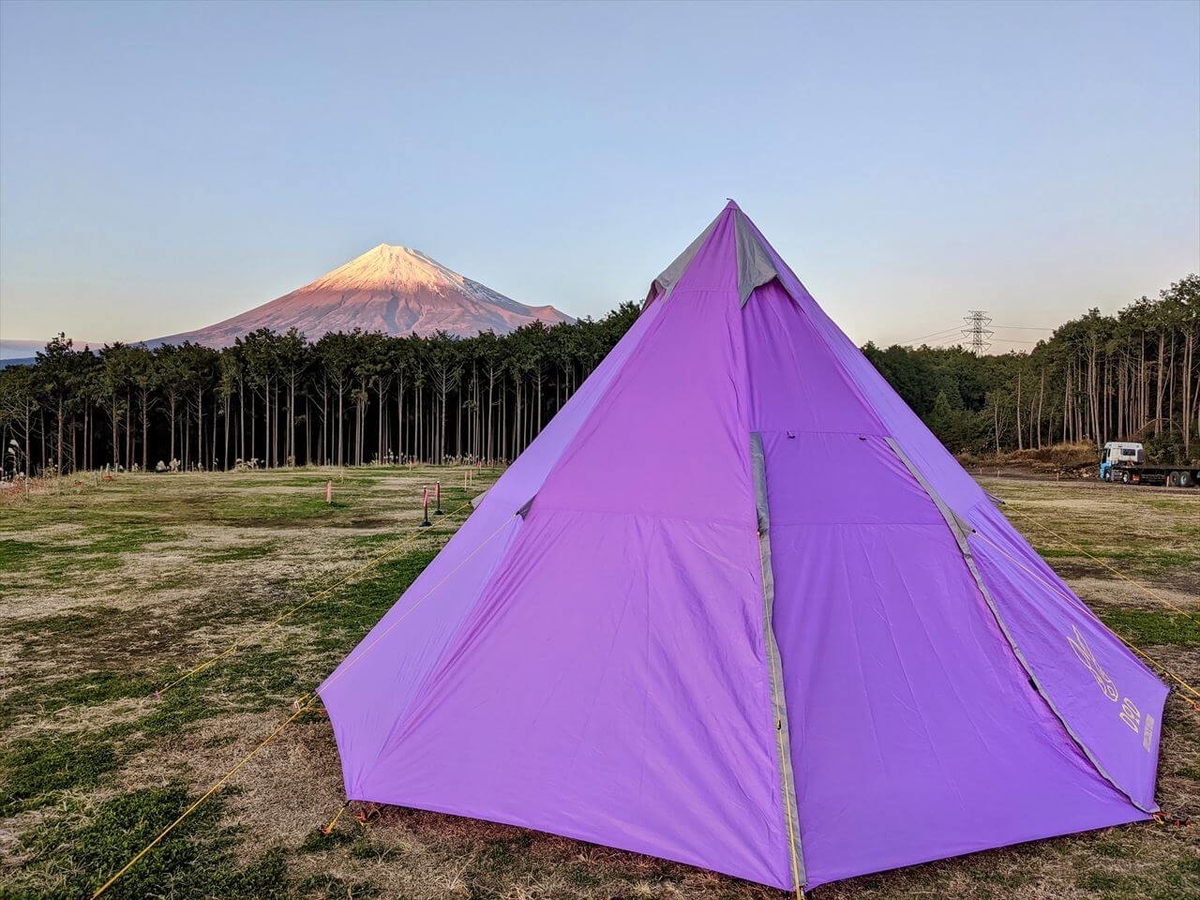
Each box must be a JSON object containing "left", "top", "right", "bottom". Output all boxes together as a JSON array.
[
  {"left": 750, "top": 432, "right": 807, "bottom": 889},
  {"left": 734, "top": 211, "right": 782, "bottom": 305},
  {"left": 644, "top": 215, "right": 719, "bottom": 306}
]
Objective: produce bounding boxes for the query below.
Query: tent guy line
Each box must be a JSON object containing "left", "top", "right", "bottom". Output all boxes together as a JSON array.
[
  {"left": 90, "top": 694, "right": 322, "bottom": 900},
  {"left": 1003, "top": 504, "right": 1200, "bottom": 631},
  {"left": 89, "top": 510, "right": 520, "bottom": 898},
  {"left": 970, "top": 527, "right": 1200, "bottom": 703}
]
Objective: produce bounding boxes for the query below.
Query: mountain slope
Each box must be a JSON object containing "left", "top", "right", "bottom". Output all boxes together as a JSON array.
[{"left": 155, "top": 244, "right": 572, "bottom": 348}]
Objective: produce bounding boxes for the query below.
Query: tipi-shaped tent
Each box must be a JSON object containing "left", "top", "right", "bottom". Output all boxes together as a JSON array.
[{"left": 320, "top": 202, "right": 1167, "bottom": 892}]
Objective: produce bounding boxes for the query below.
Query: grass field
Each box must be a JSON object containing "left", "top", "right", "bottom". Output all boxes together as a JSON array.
[{"left": 0, "top": 468, "right": 1197, "bottom": 899}]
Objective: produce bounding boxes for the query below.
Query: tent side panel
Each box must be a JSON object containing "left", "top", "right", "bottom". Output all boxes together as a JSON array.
[
  {"left": 969, "top": 501, "right": 1167, "bottom": 812},
  {"left": 743, "top": 281, "right": 883, "bottom": 436},
  {"left": 889, "top": 439, "right": 1164, "bottom": 812},
  {"left": 319, "top": 288, "right": 668, "bottom": 790},
  {"left": 319, "top": 512, "right": 523, "bottom": 793},
  {"left": 481, "top": 288, "right": 669, "bottom": 511},
  {"left": 356, "top": 507, "right": 792, "bottom": 889},
  {"left": 741, "top": 215, "right": 987, "bottom": 513},
  {"left": 533, "top": 212, "right": 754, "bottom": 526},
  {"left": 755, "top": 434, "right": 1144, "bottom": 889}
]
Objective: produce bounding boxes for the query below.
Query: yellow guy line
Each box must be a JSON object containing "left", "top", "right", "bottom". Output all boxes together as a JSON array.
[
  {"left": 321, "top": 801, "right": 351, "bottom": 835},
  {"left": 90, "top": 695, "right": 320, "bottom": 900},
  {"left": 92, "top": 511, "right": 518, "bottom": 897},
  {"left": 972, "top": 529, "right": 1200, "bottom": 703},
  {"left": 1005, "top": 504, "right": 1200, "bottom": 629},
  {"left": 157, "top": 501, "right": 473, "bottom": 696},
  {"left": 775, "top": 718, "right": 804, "bottom": 899}
]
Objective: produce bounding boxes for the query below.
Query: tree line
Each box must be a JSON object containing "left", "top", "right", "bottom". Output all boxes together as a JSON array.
[
  {"left": 0, "top": 304, "right": 639, "bottom": 477},
  {"left": 1, "top": 274, "right": 1197, "bottom": 477},
  {"left": 864, "top": 274, "right": 1199, "bottom": 463}
]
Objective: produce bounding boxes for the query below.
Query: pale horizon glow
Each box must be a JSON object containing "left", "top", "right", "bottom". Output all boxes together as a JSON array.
[{"left": 1, "top": 1, "right": 1197, "bottom": 352}]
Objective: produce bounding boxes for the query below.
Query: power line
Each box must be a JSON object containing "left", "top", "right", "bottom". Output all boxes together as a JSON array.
[
  {"left": 895, "top": 321, "right": 1050, "bottom": 349},
  {"left": 896, "top": 326, "right": 964, "bottom": 345}
]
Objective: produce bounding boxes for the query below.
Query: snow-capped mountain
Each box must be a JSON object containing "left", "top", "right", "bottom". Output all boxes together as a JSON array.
[
  {"left": 0, "top": 338, "right": 59, "bottom": 360},
  {"left": 154, "top": 244, "right": 572, "bottom": 348}
]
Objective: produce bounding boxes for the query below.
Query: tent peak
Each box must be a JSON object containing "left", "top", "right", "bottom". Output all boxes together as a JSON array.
[{"left": 646, "top": 200, "right": 778, "bottom": 307}]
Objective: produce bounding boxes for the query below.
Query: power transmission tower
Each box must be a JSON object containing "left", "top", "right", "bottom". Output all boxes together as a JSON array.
[{"left": 962, "top": 310, "right": 993, "bottom": 355}]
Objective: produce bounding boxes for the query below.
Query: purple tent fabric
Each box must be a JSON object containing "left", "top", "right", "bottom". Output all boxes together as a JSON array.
[{"left": 320, "top": 202, "right": 1166, "bottom": 892}]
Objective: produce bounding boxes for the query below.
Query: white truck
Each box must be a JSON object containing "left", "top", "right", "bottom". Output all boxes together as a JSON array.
[{"left": 1099, "top": 442, "right": 1199, "bottom": 487}]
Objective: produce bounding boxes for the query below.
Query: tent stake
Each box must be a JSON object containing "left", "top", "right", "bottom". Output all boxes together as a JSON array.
[{"left": 419, "top": 487, "right": 432, "bottom": 527}]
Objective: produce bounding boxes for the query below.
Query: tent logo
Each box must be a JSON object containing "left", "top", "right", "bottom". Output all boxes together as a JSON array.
[
  {"left": 1067, "top": 624, "right": 1119, "bottom": 702},
  {"left": 1119, "top": 697, "right": 1142, "bottom": 733},
  {"left": 1067, "top": 626, "right": 1153, "bottom": 750}
]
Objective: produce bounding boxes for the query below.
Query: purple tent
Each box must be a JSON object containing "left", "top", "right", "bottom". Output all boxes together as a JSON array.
[{"left": 319, "top": 202, "right": 1167, "bottom": 893}]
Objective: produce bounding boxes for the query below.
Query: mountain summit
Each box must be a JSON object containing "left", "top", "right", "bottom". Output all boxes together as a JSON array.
[{"left": 155, "top": 244, "right": 572, "bottom": 348}]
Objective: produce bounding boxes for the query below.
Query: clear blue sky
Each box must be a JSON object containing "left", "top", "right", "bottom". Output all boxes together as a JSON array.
[{"left": 1, "top": 0, "right": 1197, "bottom": 350}]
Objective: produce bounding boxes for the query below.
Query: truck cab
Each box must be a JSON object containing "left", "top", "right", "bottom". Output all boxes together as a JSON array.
[{"left": 1100, "top": 442, "right": 1144, "bottom": 481}]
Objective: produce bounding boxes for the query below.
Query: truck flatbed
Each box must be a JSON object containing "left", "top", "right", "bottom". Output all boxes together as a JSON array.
[{"left": 1099, "top": 442, "right": 1199, "bottom": 487}]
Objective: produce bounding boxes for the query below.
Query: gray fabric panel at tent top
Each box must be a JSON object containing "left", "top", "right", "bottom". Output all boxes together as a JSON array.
[
  {"left": 750, "top": 432, "right": 806, "bottom": 889},
  {"left": 644, "top": 214, "right": 720, "bottom": 306},
  {"left": 734, "top": 212, "right": 782, "bottom": 305},
  {"left": 647, "top": 205, "right": 781, "bottom": 307},
  {"left": 882, "top": 437, "right": 1150, "bottom": 814}
]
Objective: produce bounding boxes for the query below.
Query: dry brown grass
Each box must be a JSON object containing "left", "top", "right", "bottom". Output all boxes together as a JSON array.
[{"left": 0, "top": 469, "right": 1197, "bottom": 899}]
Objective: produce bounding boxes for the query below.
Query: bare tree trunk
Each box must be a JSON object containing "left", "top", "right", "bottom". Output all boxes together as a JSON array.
[
  {"left": 1065, "top": 360, "right": 1075, "bottom": 444},
  {"left": 289, "top": 375, "right": 296, "bottom": 464},
  {"left": 1168, "top": 331, "right": 1177, "bottom": 430},
  {"left": 55, "top": 399, "right": 64, "bottom": 474},
  {"left": 1087, "top": 338, "right": 1100, "bottom": 447},
  {"left": 238, "top": 380, "right": 245, "bottom": 464},
  {"left": 1184, "top": 330, "right": 1194, "bottom": 456},
  {"left": 251, "top": 390, "right": 257, "bottom": 466},
  {"left": 439, "top": 383, "right": 448, "bottom": 466},
  {"left": 1036, "top": 367, "right": 1045, "bottom": 449},
  {"left": 197, "top": 387, "right": 204, "bottom": 469},
  {"left": 1015, "top": 371, "right": 1023, "bottom": 451},
  {"left": 336, "top": 386, "right": 344, "bottom": 466},
  {"left": 487, "top": 368, "right": 495, "bottom": 463},
  {"left": 1155, "top": 331, "right": 1165, "bottom": 433},
  {"left": 110, "top": 394, "right": 119, "bottom": 468}
]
